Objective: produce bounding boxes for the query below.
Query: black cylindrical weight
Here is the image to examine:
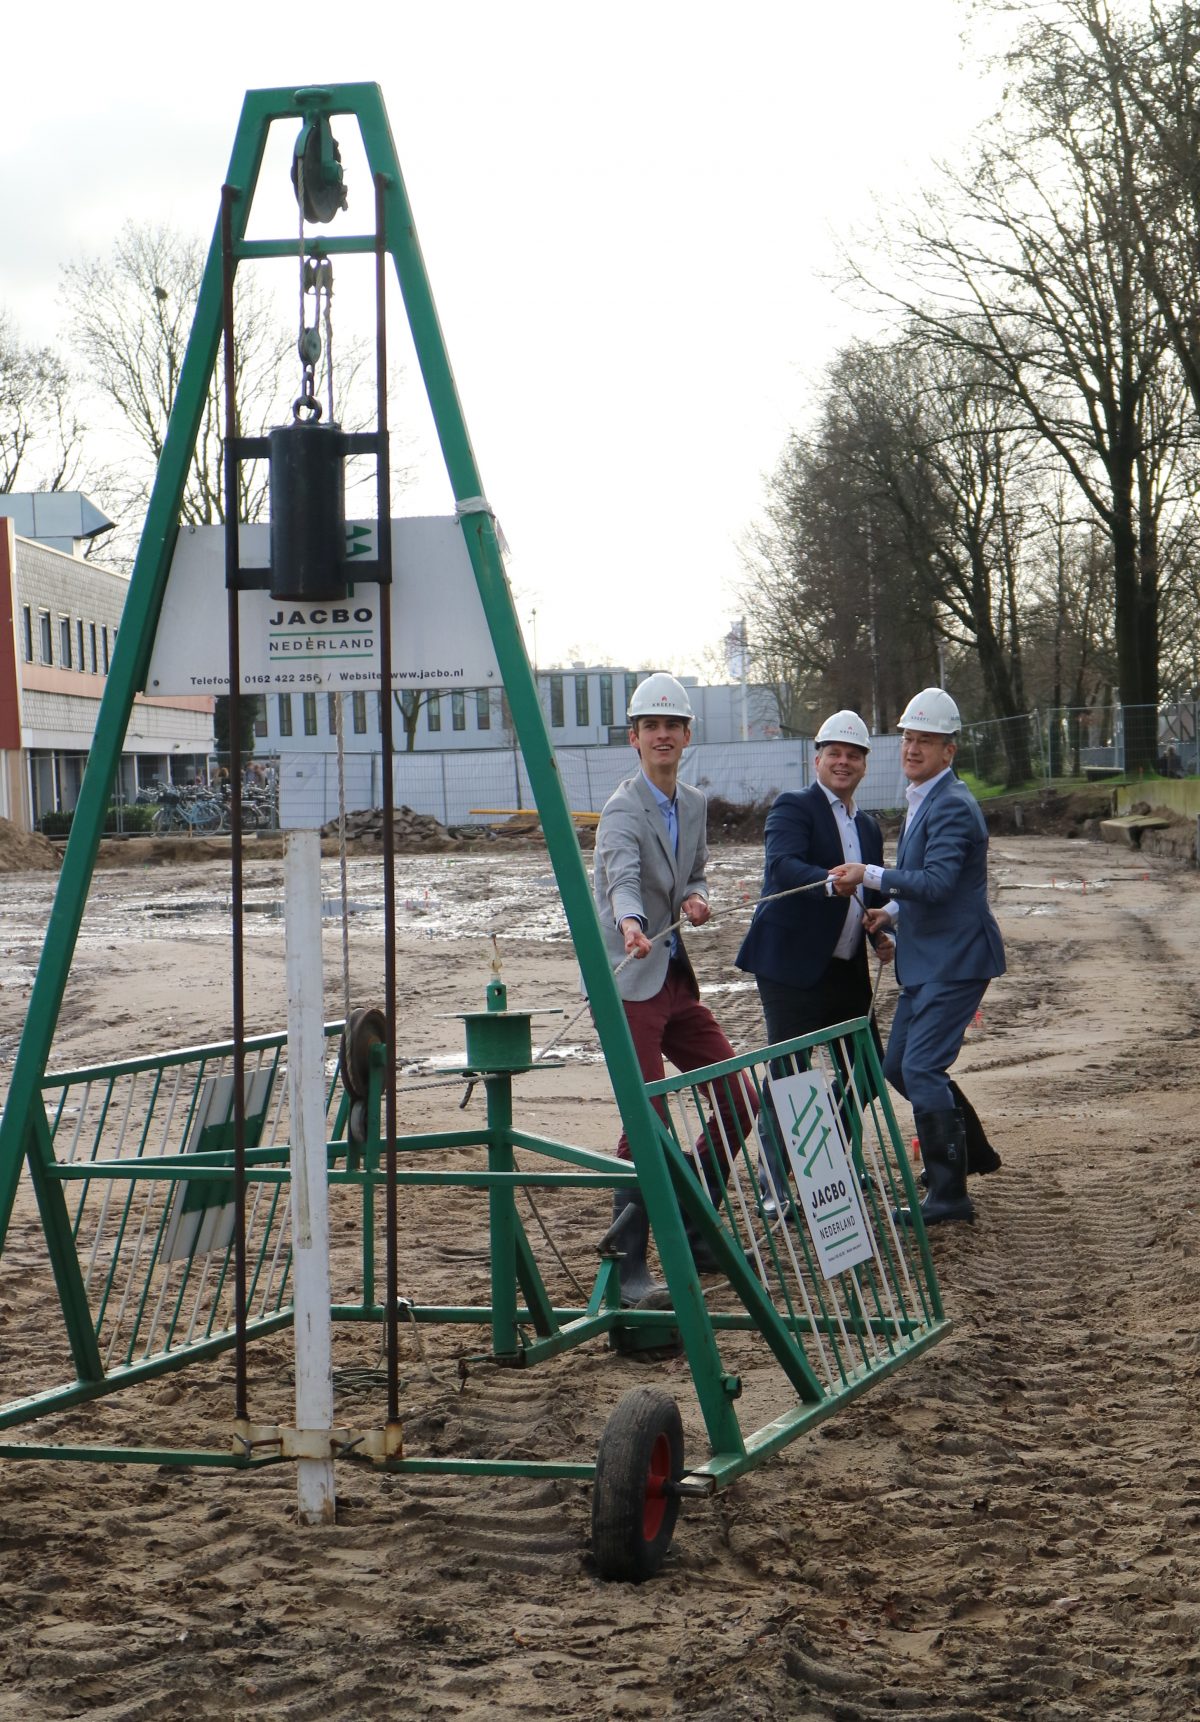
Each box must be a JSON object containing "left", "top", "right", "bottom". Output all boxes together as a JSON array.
[{"left": 267, "top": 420, "right": 348, "bottom": 602}]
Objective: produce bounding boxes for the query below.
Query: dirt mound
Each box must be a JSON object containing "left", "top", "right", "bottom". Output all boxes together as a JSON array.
[
  {"left": 328, "top": 804, "right": 545, "bottom": 852},
  {"left": 983, "top": 784, "right": 1115, "bottom": 838},
  {"left": 707, "top": 794, "right": 773, "bottom": 842},
  {"left": 0, "top": 817, "right": 60, "bottom": 872}
]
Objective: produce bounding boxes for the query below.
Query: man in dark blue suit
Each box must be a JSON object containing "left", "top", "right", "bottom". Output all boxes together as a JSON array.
[
  {"left": 736, "top": 709, "right": 892, "bottom": 1046},
  {"left": 737, "top": 710, "right": 893, "bottom": 1215},
  {"left": 831, "top": 687, "right": 1005, "bottom": 1227}
]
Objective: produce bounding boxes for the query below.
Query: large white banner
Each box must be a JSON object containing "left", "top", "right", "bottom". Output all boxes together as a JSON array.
[{"left": 146, "top": 517, "right": 500, "bottom": 694}]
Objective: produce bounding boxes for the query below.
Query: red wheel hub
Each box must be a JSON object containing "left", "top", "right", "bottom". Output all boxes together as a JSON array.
[{"left": 642, "top": 1430, "right": 671, "bottom": 1540}]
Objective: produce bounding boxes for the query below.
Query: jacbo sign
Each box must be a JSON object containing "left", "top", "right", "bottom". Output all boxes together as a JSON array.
[
  {"left": 766, "top": 1067, "right": 875, "bottom": 1280},
  {"left": 147, "top": 517, "right": 500, "bottom": 693}
]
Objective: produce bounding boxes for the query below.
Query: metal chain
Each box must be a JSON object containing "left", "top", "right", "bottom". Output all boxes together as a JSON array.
[
  {"left": 295, "top": 174, "right": 317, "bottom": 415},
  {"left": 294, "top": 178, "right": 335, "bottom": 420}
]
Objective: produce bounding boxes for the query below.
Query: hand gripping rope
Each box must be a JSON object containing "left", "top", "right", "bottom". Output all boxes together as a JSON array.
[{"left": 532, "top": 875, "right": 890, "bottom": 1067}]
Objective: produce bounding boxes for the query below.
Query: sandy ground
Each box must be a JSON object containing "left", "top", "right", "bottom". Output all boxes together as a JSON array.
[{"left": 0, "top": 831, "right": 1198, "bottom": 1719}]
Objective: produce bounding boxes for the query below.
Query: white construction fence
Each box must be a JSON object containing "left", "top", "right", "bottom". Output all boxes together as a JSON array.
[{"left": 277, "top": 736, "right": 910, "bottom": 829}]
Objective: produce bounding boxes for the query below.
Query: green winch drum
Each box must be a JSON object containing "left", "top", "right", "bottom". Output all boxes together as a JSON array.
[{"left": 458, "top": 1008, "right": 534, "bottom": 1072}]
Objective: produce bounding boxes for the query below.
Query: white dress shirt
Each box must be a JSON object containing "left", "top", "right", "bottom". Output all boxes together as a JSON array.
[{"left": 820, "top": 784, "right": 866, "bottom": 960}]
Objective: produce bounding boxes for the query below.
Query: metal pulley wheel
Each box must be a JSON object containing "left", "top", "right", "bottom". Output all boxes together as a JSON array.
[
  {"left": 292, "top": 111, "right": 348, "bottom": 224},
  {"left": 339, "top": 1006, "right": 388, "bottom": 1101}
]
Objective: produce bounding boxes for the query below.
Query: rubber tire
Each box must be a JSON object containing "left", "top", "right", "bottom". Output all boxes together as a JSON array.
[
  {"left": 592, "top": 1387, "right": 684, "bottom": 1582},
  {"left": 339, "top": 1006, "right": 388, "bottom": 1101}
]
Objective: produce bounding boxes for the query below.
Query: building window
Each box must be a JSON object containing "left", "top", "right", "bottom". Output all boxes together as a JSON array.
[
  {"left": 278, "top": 694, "right": 293, "bottom": 737},
  {"left": 328, "top": 693, "right": 339, "bottom": 734},
  {"left": 352, "top": 691, "right": 367, "bottom": 734},
  {"left": 599, "top": 673, "right": 613, "bottom": 727},
  {"left": 427, "top": 693, "right": 441, "bottom": 732},
  {"left": 59, "top": 617, "right": 72, "bottom": 668},
  {"left": 624, "top": 672, "right": 638, "bottom": 717},
  {"left": 76, "top": 619, "right": 85, "bottom": 671},
  {"left": 101, "top": 627, "right": 110, "bottom": 672},
  {"left": 549, "top": 674, "right": 564, "bottom": 728},
  {"left": 575, "top": 675, "right": 589, "bottom": 727},
  {"left": 89, "top": 623, "right": 98, "bottom": 673},
  {"left": 21, "top": 608, "right": 32, "bottom": 663},
  {"left": 476, "top": 688, "right": 491, "bottom": 730},
  {"left": 252, "top": 696, "right": 268, "bottom": 739},
  {"left": 451, "top": 691, "right": 466, "bottom": 731},
  {"left": 303, "top": 693, "right": 318, "bottom": 735},
  {"left": 39, "top": 611, "right": 53, "bottom": 664}
]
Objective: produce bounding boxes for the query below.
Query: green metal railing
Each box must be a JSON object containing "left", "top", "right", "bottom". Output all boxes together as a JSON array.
[
  {"left": 0, "top": 1027, "right": 348, "bottom": 1433},
  {"left": 640, "top": 1016, "right": 946, "bottom": 1484},
  {"left": 0, "top": 1012, "right": 946, "bottom": 1483}
]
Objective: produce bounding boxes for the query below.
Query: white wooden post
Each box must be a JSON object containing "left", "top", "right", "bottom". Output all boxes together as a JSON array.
[{"left": 284, "top": 822, "right": 336, "bottom": 1524}]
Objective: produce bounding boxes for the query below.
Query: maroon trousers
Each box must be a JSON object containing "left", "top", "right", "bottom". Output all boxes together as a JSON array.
[{"left": 617, "top": 961, "right": 759, "bottom": 1167}]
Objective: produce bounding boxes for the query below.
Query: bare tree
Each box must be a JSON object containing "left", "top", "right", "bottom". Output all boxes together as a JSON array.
[
  {"left": 1029, "top": 1, "right": 1200, "bottom": 424},
  {"left": 59, "top": 223, "right": 296, "bottom": 562},
  {"left": 1022, "top": 478, "right": 1117, "bottom": 774},
  {"left": 823, "top": 334, "right": 1043, "bottom": 784},
  {"left": 0, "top": 310, "right": 88, "bottom": 494},
  {"left": 739, "top": 423, "right": 937, "bottom": 736},
  {"left": 850, "top": 2, "right": 1197, "bottom": 768}
]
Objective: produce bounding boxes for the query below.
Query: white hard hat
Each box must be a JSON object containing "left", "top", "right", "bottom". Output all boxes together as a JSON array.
[
  {"left": 627, "top": 672, "right": 695, "bottom": 722},
  {"left": 898, "top": 687, "right": 961, "bottom": 734},
  {"left": 815, "top": 709, "right": 871, "bottom": 751}
]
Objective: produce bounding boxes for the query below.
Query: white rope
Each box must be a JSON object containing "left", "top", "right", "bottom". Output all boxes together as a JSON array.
[
  {"left": 322, "top": 263, "right": 335, "bottom": 423},
  {"left": 334, "top": 692, "right": 351, "bottom": 1025},
  {"left": 532, "top": 875, "right": 882, "bottom": 1067}
]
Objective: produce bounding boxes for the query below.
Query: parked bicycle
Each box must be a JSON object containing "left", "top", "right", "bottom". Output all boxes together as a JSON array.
[{"left": 151, "top": 785, "right": 227, "bottom": 835}]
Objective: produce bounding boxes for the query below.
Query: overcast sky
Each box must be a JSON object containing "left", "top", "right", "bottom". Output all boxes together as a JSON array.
[{"left": 6, "top": 1, "right": 996, "bottom": 678}]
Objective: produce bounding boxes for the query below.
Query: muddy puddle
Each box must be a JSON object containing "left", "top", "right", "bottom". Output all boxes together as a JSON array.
[{"left": 0, "top": 852, "right": 579, "bottom": 952}]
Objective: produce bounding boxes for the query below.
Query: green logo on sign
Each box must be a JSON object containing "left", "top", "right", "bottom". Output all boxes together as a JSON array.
[{"left": 787, "top": 1085, "right": 835, "bottom": 1177}]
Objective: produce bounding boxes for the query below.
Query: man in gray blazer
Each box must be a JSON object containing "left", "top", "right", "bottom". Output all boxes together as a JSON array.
[
  {"left": 830, "top": 687, "right": 1005, "bottom": 1227},
  {"left": 593, "top": 673, "right": 755, "bottom": 1293}
]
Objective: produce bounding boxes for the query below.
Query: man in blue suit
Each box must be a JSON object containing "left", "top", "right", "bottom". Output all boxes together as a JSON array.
[
  {"left": 830, "top": 687, "right": 1005, "bottom": 1226},
  {"left": 736, "top": 709, "right": 893, "bottom": 1045}
]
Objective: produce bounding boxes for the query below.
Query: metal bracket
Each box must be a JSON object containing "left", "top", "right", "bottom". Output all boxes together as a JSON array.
[{"left": 231, "top": 1419, "right": 404, "bottom": 1463}]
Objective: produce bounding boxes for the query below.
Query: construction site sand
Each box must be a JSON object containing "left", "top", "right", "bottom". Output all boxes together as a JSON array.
[{"left": 0, "top": 833, "right": 1197, "bottom": 1719}]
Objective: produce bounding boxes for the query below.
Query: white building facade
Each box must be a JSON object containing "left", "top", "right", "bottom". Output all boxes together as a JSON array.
[
  {"left": 253, "top": 666, "right": 782, "bottom": 758},
  {"left": 0, "top": 499, "right": 215, "bottom": 830}
]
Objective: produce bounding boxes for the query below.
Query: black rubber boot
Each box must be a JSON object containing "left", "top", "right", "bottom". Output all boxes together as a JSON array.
[
  {"left": 898, "top": 1109, "right": 974, "bottom": 1227},
  {"left": 950, "top": 1081, "right": 1002, "bottom": 1176},
  {"left": 919, "top": 1082, "right": 1001, "bottom": 1186},
  {"left": 757, "top": 1155, "right": 791, "bottom": 1221},
  {"left": 682, "top": 1156, "right": 726, "bottom": 1273},
  {"left": 599, "top": 1189, "right": 661, "bottom": 1306},
  {"left": 756, "top": 1116, "right": 792, "bottom": 1220}
]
